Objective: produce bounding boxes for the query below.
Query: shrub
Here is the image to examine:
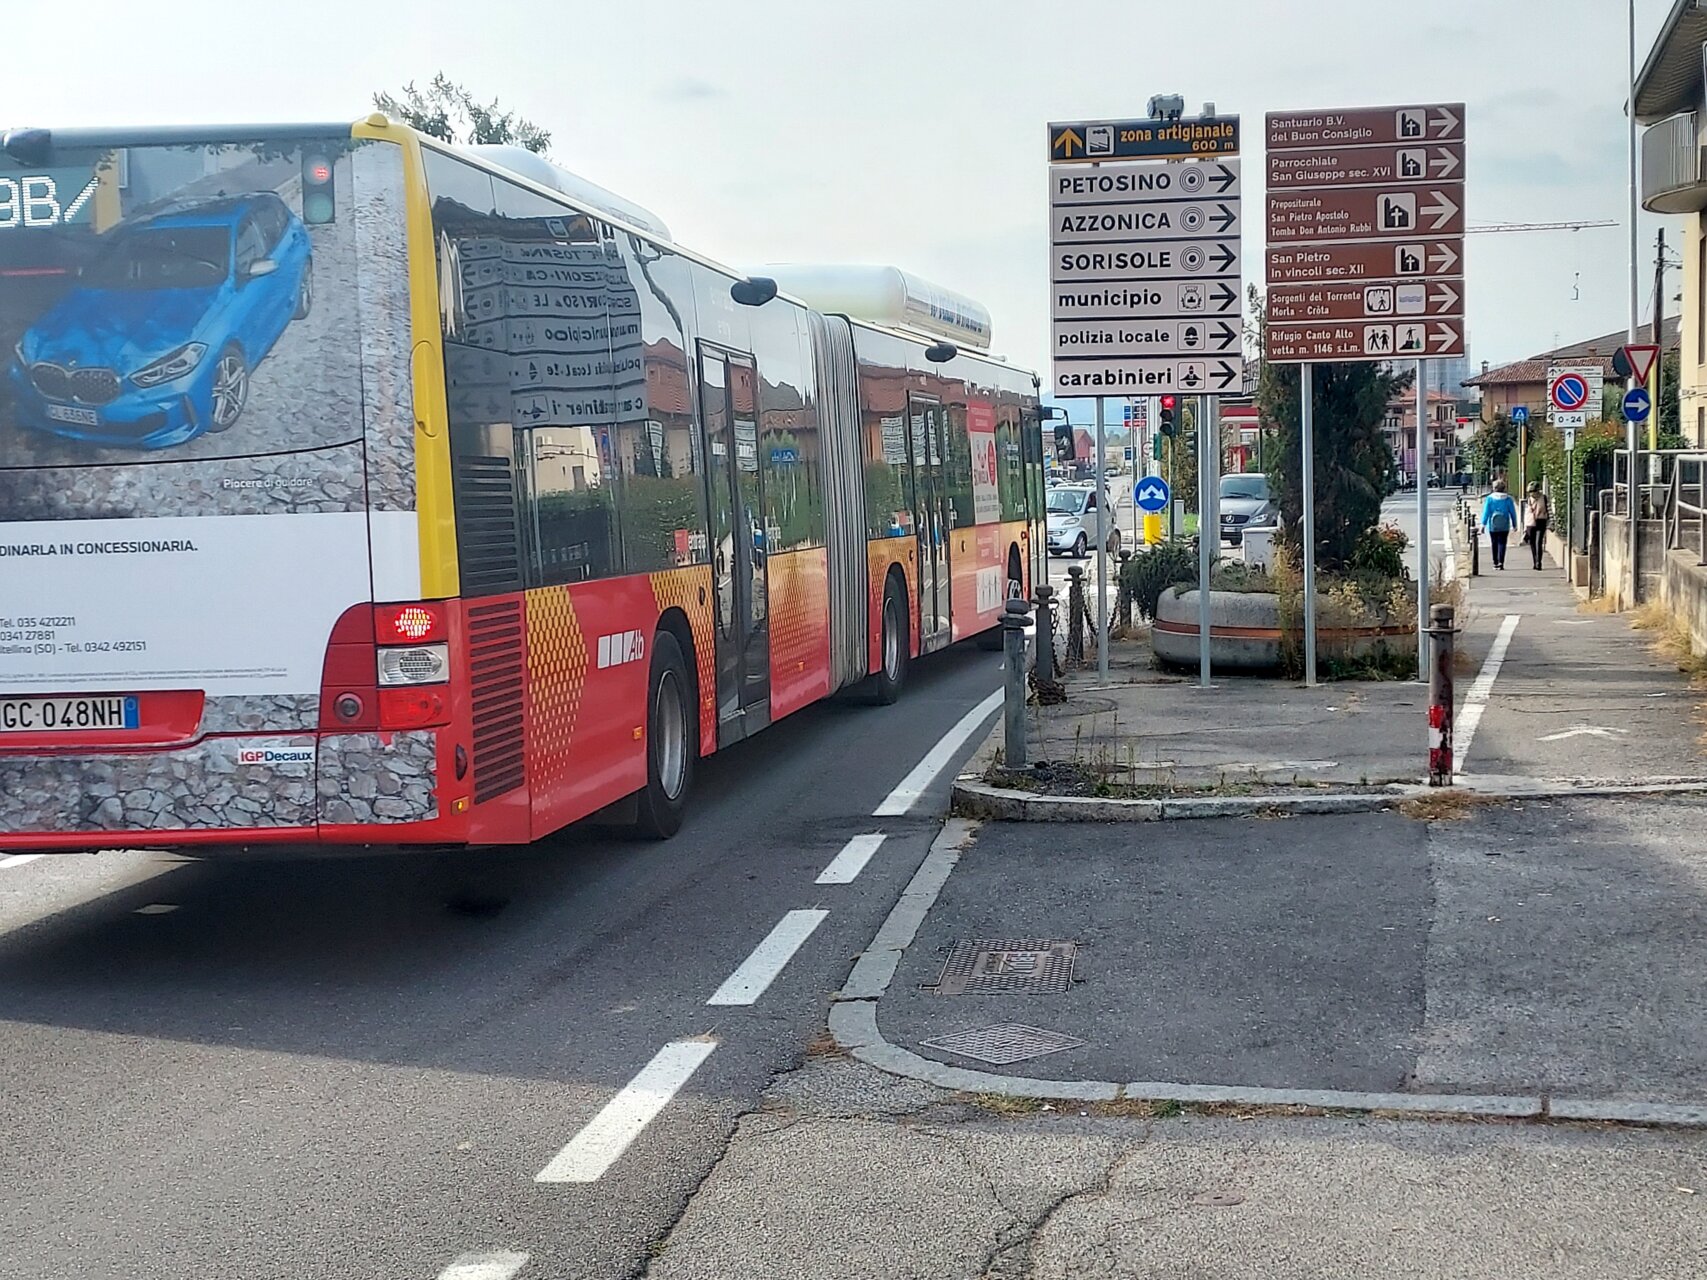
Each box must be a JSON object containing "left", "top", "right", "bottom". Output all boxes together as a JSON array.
[
  {"left": 1119, "top": 542, "right": 1197, "bottom": 620},
  {"left": 1349, "top": 523, "right": 1409, "bottom": 579}
]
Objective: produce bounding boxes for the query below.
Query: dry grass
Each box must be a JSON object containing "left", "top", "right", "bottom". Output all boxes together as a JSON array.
[
  {"left": 1398, "top": 790, "right": 1501, "bottom": 821},
  {"left": 967, "top": 1092, "right": 1049, "bottom": 1116},
  {"left": 1632, "top": 603, "right": 1707, "bottom": 682},
  {"left": 1579, "top": 594, "right": 1620, "bottom": 615}
]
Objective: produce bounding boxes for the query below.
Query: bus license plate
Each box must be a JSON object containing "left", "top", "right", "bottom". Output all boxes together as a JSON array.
[
  {"left": 0, "top": 695, "right": 139, "bottom": 733},
  {"left": 45, "top": 404, "right": 100, "bottom": 426}
]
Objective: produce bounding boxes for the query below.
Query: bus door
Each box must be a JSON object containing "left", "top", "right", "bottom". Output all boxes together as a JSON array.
[
  {"left": 700, "top": 348, "right": 771, "bottom": 739},
  {"left": 908, "top": 394, "right": 952, "bottom": 651}
]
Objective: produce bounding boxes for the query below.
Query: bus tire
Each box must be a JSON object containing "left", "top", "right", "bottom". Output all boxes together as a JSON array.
[
  {"left": 633, "top": 631, "right": 694, "bottom": 839},
  {"left": 869, "top": 576, "right": 909, "bottom": 705}
]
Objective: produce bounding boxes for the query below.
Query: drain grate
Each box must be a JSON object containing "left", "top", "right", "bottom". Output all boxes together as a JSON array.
[
  {"left": 920, "top": 1022, "right": 1087, "bottom": 1065},
  {"left": 922, "top": 939, "right": 1078, "bottom": 996}
]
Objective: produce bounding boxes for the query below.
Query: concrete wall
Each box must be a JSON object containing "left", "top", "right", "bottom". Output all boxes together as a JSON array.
[
  {"left": 1660, "top": 548, "right": 1707, "bottom": 657},
  {"left": 1599, "top": 514, "right": 1667, "bottom": 611}
]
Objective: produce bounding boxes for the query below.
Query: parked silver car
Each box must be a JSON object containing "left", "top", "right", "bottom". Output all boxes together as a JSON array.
[{"left": 1219, "top": 473, "right": 1277, "bottom": 545}]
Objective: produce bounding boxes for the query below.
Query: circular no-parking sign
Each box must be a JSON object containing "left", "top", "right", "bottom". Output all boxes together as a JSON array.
[{"left": 1550, "top": 373, "right": 1590, "bottom": 413}]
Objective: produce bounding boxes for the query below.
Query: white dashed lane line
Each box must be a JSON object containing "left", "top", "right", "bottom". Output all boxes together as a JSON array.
[
  {"left": 535, "top": 1038, "right": 718, "bottom": 1184},
  {"left": 815, "top": 833, "right": 887, "bottom": 885},
  {"left": 705, "top": 909, "right": 828, "bottom": 1006},
  {"left": 434, "top": 1251, "right": 530, "bottom": 1280}
]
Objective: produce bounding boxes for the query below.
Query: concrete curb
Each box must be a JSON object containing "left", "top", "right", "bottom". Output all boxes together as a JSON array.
[
  {"left": 951, "top": 773, "right": 1707, "bottom": 823},
  {"left": 830, "top": 814, "right": 1707, "bottom": 1127}
]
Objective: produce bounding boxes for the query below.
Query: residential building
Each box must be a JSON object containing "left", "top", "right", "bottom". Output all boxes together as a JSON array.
[
  {"left": 1383, "top": 389, "right": 1468, "bottom": 479},
  {"left": 1638, "top": 1, "right": 1707, "bottom": 446},
  {"left": 1461, "top": 317, "right": 1681, "bottom": 426}
]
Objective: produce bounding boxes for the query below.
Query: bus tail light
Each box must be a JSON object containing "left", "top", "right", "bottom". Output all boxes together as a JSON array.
[
  {"left": 376, "top": 602, "right": 445, "bottom": 644},
  {"left": 377, "top": 643, "right": 449, "bottom": 686},
  {"left": 378, "top": 687, "right": 449, "bottom": 729}
]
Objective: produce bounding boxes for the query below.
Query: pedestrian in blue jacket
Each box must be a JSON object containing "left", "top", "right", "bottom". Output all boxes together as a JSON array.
[{"left": 1480, "top": 478, "right": 1520, "bottom": 570}]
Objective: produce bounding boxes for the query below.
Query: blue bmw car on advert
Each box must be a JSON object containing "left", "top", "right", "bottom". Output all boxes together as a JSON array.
[{"left": 8, "top": 192, "right": 312, "bottom": 448}]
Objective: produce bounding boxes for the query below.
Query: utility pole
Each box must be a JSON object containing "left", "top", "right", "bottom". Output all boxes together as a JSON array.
[
  {"left": 1652, "top": 227, "right": 1665, "bottom": 452},
  {"left": 1626, "top": 0, "right": 1640, "bottom": 605}
]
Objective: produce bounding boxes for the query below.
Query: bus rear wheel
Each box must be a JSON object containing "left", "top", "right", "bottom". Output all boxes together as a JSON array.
[
  {"left": 634, "top": 631, "right": 695, "bottom": 839},
  {"left": 868, "top": 577, "right": 909, "bottom": 705}
]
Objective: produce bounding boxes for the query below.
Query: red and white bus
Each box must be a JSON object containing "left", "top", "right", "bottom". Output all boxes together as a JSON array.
[{"left": 0, "top": 118, "right": 1044, "bottom": 852}]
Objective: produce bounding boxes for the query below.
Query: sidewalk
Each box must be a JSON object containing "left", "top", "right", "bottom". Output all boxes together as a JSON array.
[{"left": 982, "top": 525, "right": 1707, "bottom": 807}]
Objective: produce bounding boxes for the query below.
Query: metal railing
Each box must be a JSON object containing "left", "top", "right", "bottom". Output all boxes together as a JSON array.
[{"left": 1664, "top": 452, "right": 1707, "bottom": 565}]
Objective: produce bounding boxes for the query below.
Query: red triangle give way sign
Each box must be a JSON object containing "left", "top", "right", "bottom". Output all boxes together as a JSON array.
[{"left": 1621, "top": 343, "right": 1660, "bottom": 384}]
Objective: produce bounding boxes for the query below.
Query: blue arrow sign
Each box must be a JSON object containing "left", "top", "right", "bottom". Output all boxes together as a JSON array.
[
  {"left": 1510, "top": 405, "right": 1529, "bottom": 426},
  {"left": 1623, "top": 386, "right": 1652, "bottom": 424},
  {"left": 1134, "top": 476, "right": 1171, "bottom": 513}
]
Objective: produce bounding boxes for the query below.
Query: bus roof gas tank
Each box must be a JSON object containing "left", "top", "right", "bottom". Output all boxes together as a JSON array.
[
  {"left": 756, "top": 264, "right": 993, "bottom": 350},
  {"left": 464, "top": 144, "right": 672, "bottom": 240}
]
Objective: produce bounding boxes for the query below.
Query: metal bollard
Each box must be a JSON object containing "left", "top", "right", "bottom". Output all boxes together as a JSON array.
[
  {"left": 1427, "top": 603, "right": 1456, "bottom": 786},
  {"left": 1001, "top": 597, "right": 1031, "bottom": 770},
  {"left": 1066, "top": 566, "right": 1086, "bottom": 664},
  {"left": 1116, "top": 549, "right": 1133, "bottom": 630},
  {"left": 1468, "top": 516, "right": 1480, "bottom": 577},
  {"left": 1032, "top": 585, "right": 1059, "bottom": 683}
]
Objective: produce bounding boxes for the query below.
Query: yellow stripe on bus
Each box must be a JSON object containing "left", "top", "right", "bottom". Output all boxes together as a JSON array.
[{"left": 351, "top": 115, "right": 460, "bottom": 599}]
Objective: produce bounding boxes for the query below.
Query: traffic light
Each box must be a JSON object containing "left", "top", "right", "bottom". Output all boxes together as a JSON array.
[
  {"left": 1052, "top": 421, "right": 1075, "bottom": 463},
  {"left": 1158, "top": 394, "right": 1177, "bottom": 437},
  {"left": 301, "top": 150, "right": 336, "bottom": 224}
]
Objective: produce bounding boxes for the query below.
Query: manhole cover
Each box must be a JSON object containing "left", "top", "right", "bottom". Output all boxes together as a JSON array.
[
  {"left": 922, "top": 939, "right": 1078, "bottom": 996},
  {"left": 920, "top": 1023, "right": 1087, "bottom": 1065}
]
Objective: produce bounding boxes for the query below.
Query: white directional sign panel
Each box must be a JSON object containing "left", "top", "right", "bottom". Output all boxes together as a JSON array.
[{"left": 1050, "top": 158, "right": 1244, "bottom": 397}]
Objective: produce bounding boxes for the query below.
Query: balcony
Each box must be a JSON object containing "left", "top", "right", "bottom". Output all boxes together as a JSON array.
[{"left": 1642, "top": 112, "right": 1707, "bottom": 214}]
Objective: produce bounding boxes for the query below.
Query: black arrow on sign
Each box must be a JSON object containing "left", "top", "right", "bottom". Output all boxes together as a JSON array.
[
  {"left": 1209, "top": 242, "right": 1237, "bottom": 272},
  {"left": 1212, "top": 359, "right": 1238, "bottom": 390},
  {"left": 1209, "top": 203, "right": 1237, "bottom": 233},
  {"left": 1209, "top": 162, "right": 1237, "bottom": 193},
  {"left": 1212, "top": 320, "right": 1239, "bottom": 351},
  {"left": 1211, "top": 282, "right": 1239, "bottom": 312}
]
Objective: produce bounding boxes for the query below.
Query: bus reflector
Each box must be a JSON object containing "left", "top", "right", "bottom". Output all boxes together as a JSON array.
[
  {"left": 377, "top": 602, "right": 444, "bottom": 644},
  {"left": 378, "top": 686, "right": 449, "bottom": 729}
]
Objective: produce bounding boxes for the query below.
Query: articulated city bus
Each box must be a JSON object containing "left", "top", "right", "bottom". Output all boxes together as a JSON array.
[{"left": 0, "top": 117, "right": 1044, "bottom": 851}]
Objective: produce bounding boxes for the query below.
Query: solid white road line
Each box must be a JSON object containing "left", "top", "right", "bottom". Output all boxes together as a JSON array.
[
  {"left": 0, "top": 854, "right": 45, "bottom": 870},
  {"left": 534, "top": 1039, "right": 717, "bottom": 1184},
  {"left": 1454, "top": 613, "right": 1521, "bottom": 775},
  {"left": 435, "top": 1250, "right": 530, "bottom": 1280},
  {"left": 816, "top": 833, "right": 887, "bottom": 885},
  {"left": 874, "top": 688, "right": 1002, "bottom": 816},
  {"left": 706, "top": 909, "right": 828, "bottom": 1005}
]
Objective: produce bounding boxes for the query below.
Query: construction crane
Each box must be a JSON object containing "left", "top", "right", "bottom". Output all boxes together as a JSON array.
[{"left": 1466, "top": 220, "right": 1619, "bottom": 233}]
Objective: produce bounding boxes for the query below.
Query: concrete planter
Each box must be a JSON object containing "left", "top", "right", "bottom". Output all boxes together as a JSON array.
[{"left": 1152, "top": 586, "right": 1417, "bottom": 673}]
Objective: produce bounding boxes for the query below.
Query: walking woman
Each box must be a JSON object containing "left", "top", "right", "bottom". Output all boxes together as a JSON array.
[
  {"left": 1480, "top": 478, "right": 1520, "bottom": 570},
  {"left": 1525, "top": 481, "right": 1551, "bottom": 570}
]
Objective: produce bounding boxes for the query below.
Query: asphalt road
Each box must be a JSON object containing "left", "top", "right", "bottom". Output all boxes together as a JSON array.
[{"left": 0, "top": 643, "right": 1004, "bottom": 1280}]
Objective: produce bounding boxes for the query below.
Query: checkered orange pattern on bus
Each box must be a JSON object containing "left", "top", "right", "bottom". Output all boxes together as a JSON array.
[
  {"left": 649, "top": 566, "right": 716, "bottom": 752},
  {"left": 766, "top": 548, "right": 830, "bottom": 715},
  {"left": 524, "top": 585, "right": 589, "bottom": 793},
  {"left": 866, "top": 536, "right": 914, "bottom": 673}
]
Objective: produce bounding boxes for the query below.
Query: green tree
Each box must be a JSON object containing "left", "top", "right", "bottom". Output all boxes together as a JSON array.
[
  {"left": 1467, "top": 414, "right": 1519, "bottom": 482},
  {"left": 374, "top": 74, "right": 551, "bottom": 153},
  {"left": 1661, "top": 348, "right": 1681, "bottom": 437},
  {"left": 1259, "top": 361, "right": 1407, "bottom": 572}
]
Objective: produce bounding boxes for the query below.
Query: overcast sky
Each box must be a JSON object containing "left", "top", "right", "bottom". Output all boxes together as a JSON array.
[{"left": 7, "top": 0, "right": 1679, "bottom": 383}]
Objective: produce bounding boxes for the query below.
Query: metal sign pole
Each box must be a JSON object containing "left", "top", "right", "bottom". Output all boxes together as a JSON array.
[
  {"left": 1301, "top": 364, "right": 1318, "bottom": 686},
  {"left": 1415, "top": 359, "right": 1429, "bottom": 683},
  {"left": 1198, "top": 394, "right": 1213, "bottom": 687},
  {"left": 1095, "top": 394, "right": 1109, "bottom": 683},
  {"left": 1564, "top": 443, "right": 1573, "bottom": 581}
]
